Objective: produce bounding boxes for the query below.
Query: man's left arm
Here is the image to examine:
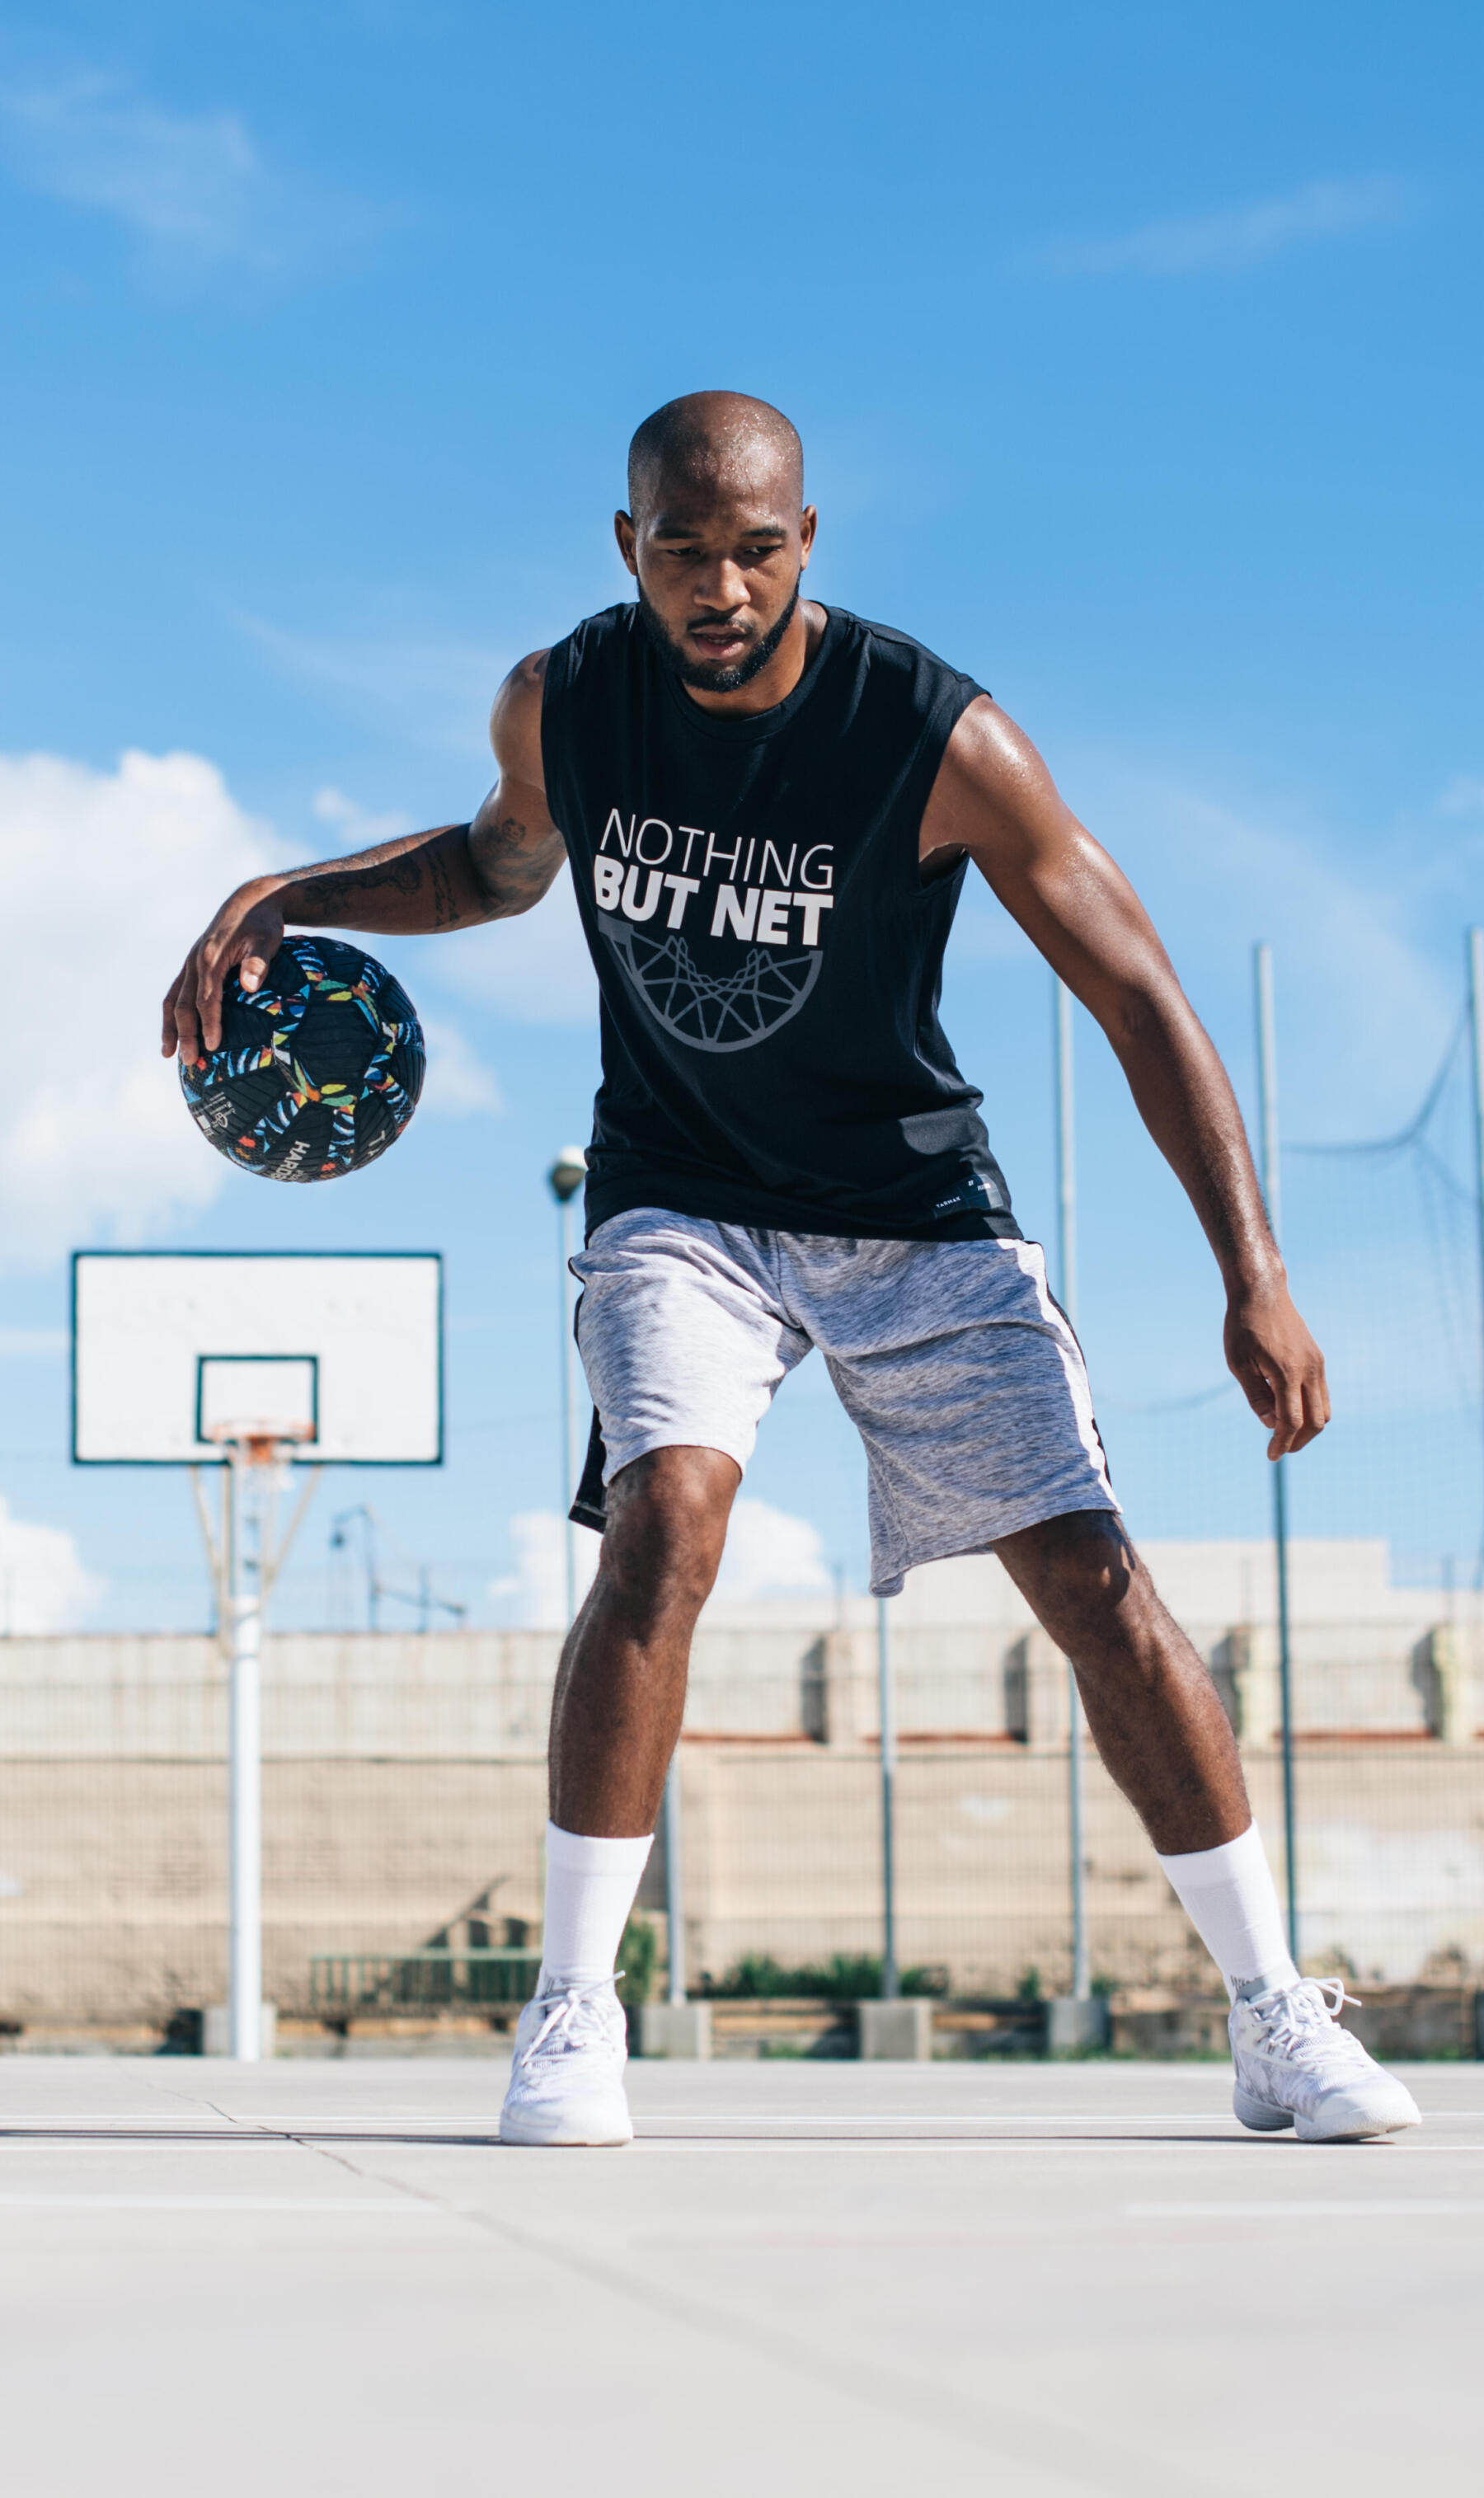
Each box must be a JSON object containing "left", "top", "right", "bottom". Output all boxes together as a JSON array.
[{"left": 919, "top": 697, "right": 1330, "bottom": 1458}]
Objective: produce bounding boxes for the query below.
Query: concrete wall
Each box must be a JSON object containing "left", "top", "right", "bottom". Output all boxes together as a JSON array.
[{"left": 1, "top": 1542, "right": 1481, "bottom": 2023}]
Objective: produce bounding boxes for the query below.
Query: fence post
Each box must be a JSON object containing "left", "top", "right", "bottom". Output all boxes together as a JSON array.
[
  {"left": 664, "top": 1755, "right": 685, "bottom": 2004},
  {"left": 1054, "top": 975, "right": 1089, "bottom": 2000},
  {"left": 1458, "top": 929, "right": 1468, "bottom": 1589},
  {"left": 876, "top": 1597, "right": 899, "bottom": 2000},
  {"left": 1255, "top": 942, "right": 1299, "bottom": 1965}
]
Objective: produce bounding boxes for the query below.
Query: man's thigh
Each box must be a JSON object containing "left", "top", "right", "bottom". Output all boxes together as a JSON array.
[
  {"left": 788, "top": 1233, "right": 1118, "bottom": 1594},
  {"left": 573, "top": 1209, "right": 809, "bottom": 1487}
]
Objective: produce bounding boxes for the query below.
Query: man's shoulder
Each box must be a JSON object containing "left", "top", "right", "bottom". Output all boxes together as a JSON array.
[
  {"left": 552, "top": 602, "right": 638, "bottom": 667},
  {"left": 827, "top": 607, "right": 988, "bottom": 706}
]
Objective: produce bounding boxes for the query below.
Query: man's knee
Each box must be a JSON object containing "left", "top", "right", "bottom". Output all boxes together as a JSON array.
[
  {"left": 599, "top": 1445, "right": 740, "bottom": 1618},
  {"left": 997, "top": 1509, "right": 1154, "bottom": 1646}
]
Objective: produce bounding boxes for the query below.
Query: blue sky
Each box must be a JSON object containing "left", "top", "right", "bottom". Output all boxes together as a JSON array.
[{"left": 1, "top": 0, "right": 1481, "bottom": 1629}]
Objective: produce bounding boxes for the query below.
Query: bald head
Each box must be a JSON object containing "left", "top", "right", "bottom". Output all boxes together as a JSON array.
[
  {"left": 627, "top": 390, "right": 804, "bottom": 519},
  {"left": 617, "top": 392, "right": 816, "bottom": 702}
]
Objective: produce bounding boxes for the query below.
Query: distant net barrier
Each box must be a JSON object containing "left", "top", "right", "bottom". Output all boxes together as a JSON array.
[
  {"left": 0, "top": 1591, "right": 1480, "bottom": 2034},
  {"left": 1280, "top": 1001, "right": 1484, "bottom": 1591},
  {"left": 1095, "top": 1000, "right": 1484, "bottom": 1576},
  {"left": 1077, "top": 979, "right": 1484, "bottom": 1998}
]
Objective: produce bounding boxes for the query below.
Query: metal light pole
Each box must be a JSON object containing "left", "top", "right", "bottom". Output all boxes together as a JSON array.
[
  {"left": 876, "top": 1595, "right": 899, "bottom": 1999},
  {"left": 547, "top": 1147, "right": 588, "bottom": 1625},
  {"left": 330, "top": 1505, "right": 381, "bottom": 1631},
  {"left": 1054, "top": 976, "right": 1089, "bottom": 2001},
  {"left": 1254, "top": 943, "right": 1299, "bottom": 1964},
  {"left": 1468, "top": 929, "right": 1484, "bottom": 1590}
]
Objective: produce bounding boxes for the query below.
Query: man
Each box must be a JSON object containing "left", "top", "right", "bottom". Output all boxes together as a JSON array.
[{"left": 164, "top": 390, "right": 1417, "bottom": 2148}]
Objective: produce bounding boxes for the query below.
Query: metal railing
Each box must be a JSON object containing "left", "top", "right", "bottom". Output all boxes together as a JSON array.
[{"left": 308, "top": 1946, "right": 541, "bottom": 2017}]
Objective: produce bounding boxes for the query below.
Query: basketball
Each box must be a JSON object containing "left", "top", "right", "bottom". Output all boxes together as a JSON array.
[{"left": 179, "top": 935, "right": 425, "bottom": 1182}]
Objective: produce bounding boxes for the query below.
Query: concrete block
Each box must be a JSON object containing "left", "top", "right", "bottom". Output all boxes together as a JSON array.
[
  {"left": 203, "top": 2004, "right": 278, "bottom": 2058},
  {"left": 857, "top": 1998, "right": 933, "bottom": 2060},
  {"left": 1412, "top": 1625, "right": 1477, "bottom": 1744},
  {"left": 1223, "top": 1625, "right": 1280, "bottom": 1747},
  {"left": 635, "top": 2001, "right": 712, "bottom": 2059},
  {"left": 1045, "top": 1995, "right": 1111, "bottom": 2057},
  {"left": 1003, "top": 1630, "right": 1070, "bottom": 1749}
]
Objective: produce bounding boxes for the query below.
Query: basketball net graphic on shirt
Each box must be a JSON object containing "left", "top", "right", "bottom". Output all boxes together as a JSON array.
[
  {"left": 599, "top": 919, "right": 824, "bottom": 1054},
  {"left": 591, "top": 808, "right": 834, "bottom": 1054}
]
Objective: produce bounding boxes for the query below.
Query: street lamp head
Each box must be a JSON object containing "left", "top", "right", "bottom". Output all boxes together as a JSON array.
[{"left": 547, "top": 1145, "right": 587, "bottom": 1204}]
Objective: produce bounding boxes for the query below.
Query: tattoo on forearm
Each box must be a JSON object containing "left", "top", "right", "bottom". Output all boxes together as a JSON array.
[
  {"left": 298, "top": 855, "right": 424, "bottom": 912},
  {"left": 428, "top": 843, "right": 463, "bottom": 930},
  {"left": 469, "top": 813, "right": 564, "bottom": 916}
]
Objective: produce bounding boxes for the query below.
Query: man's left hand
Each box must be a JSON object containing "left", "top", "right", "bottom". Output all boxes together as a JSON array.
[{"left": 1224, "top": 1280, "right": 1331, "bottom": 1459}]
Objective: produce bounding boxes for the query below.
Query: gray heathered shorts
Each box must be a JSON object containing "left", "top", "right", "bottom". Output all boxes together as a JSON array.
[{"left": 571, "top": 1208, "right": 1118, "bottom": 1595}]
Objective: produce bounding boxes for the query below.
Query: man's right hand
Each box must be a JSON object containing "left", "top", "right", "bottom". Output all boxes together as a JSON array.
[
  {"left": 162, "top": 653, "right": 561, "bottom": 1064},
  {"left": 162, "top": 880, "right": 285, "bottom": 1060}
]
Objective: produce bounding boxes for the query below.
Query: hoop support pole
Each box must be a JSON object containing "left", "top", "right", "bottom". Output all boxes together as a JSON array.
[{"left": 227, "top": 1444, "right": 262, "bottom": 2061}]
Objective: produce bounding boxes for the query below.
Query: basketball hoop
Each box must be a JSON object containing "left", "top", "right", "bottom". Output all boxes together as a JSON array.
[
  {"left": 72, "top": 1251, "right": 444, "bottom": 2061},
  {"left": 205, "top": 1423, "right": 317, "bottom": 1468}
]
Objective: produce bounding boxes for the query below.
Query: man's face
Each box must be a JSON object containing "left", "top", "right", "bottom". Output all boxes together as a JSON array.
[{"left": 615, "top": 467, "right": 817, "bottom": 696}]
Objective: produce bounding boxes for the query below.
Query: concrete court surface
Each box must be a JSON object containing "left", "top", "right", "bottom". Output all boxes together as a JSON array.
[{"left": 0, "top": 2057, "right": 1478, "bottom": 2498}]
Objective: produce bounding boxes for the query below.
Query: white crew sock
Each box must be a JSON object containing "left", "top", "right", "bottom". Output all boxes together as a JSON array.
[
  {"left": 1156, "top": 1821, "right": 1300, "bottom": 2003},
  {"left": 538, "top": 1821, "right": 654, "bottom": 1992}
]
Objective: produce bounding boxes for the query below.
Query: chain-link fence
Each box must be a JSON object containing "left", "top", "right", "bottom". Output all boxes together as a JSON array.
[{"left": 2, "top": 948, "right": 1481, "bottom": 2040}]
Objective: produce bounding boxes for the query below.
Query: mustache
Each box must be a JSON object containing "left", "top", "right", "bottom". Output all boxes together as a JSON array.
[{"left": 637, "top": 580, "right": 801, "bottom": 693}]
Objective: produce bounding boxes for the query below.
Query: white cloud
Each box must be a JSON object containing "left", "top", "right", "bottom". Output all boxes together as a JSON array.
[
  {"left": 488, "top": 1509, "right": 601, "bottom": 1630},
  {"left": 711, "top": 1498, "right": 834, "bottom": 1603},
  {"left": 419, "top": 1015, "right": 503, "bottom": 1117},
  {"left": 0, "top": 1496, "right": 101, "bottom": 1633},
  {"left": 0, "top": 73, "right": 376, "bottom": 279},
  {"left": 0, "top": 749, "right": 282, "bottom": 1268},
  {"left": 1017, "top": 176, "right": 1407, "bottom": 279},
  {"left": 413, "top": 871, "right": 599, "bottom": 1026},
  {"left": 312, "top": 786, "right": 417, "bottom": 849},
  {"left": 1438, "top": 775, "right": 1484, "bottom": 818},
  {"left": 486, "top": 1496, "right": 832, "bottom": 1630},
  {"left": 232, "top": 611, "right": 508, "bottom": 759},
  {"left": 0, "top": 746, "right": 503, "bottom": 1268}
]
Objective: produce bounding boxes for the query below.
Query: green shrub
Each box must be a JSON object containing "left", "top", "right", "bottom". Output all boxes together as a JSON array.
[
  {"left": 702, "top": 1952, "right": 948, "bottom": 2001},
  {"left": 616, "top": 1913, "right": 660, "bottom": 2008}
]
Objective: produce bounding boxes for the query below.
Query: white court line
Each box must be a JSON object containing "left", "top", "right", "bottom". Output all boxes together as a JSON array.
[
  {"left": 1128, "top": 2200, "right": 1484, "bottom": 2219},
  {"left": 0, "top": 2194, "right": 434, "bottom": 2213},
  {"left": 633, "top": 2111, "right": 1238, "bottom": 2125}
]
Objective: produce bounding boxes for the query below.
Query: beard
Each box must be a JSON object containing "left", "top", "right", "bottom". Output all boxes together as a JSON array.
[{"left": 637, "top": 577, "right": 801, "bottom": 694}]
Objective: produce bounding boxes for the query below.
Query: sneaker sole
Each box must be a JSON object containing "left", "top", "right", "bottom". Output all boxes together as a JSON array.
[
  {"left": 1294, "top": 2107, "right": 1420, "bottom": 2143},
  {"left": 1233, "top": 2086, "right": 1294, "bottom": 2133},
  {"left": 1235, "top": 2082, "right": 1419, "bottom": 2143},
  {"left": 497, "top": 2118, "right": 633, "bottom": 2148}
]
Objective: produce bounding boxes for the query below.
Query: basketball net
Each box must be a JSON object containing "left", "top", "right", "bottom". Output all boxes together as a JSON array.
[{"left": 194, "top": 1424, "right": 321, "bottom": 1650}]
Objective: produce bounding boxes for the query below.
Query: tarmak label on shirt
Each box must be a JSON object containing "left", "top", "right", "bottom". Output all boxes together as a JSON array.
[{"left": 589, "top": 807, "right": 836, "bottom": 1055}]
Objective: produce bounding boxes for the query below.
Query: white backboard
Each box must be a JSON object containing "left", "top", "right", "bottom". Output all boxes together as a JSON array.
[{"left": 73, "top": 1253, "right": 443, "bottom": 1465}]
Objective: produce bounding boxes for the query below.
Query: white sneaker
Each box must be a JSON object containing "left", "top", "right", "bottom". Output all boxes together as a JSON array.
[
  {"left": 498, "top": 1976, "right": 633, "bottom": 2147},
  {"left": 1231, "top": 1977, "right": 1421, "bottom": 2142}
]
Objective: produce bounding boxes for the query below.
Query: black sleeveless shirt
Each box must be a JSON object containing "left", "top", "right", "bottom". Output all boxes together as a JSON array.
[{"left": 541, "top": 601, "right": 1021, "bottom": 1242}]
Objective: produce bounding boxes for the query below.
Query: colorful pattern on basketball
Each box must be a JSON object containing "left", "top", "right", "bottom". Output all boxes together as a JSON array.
[{"left": 179, "top": 937, "right": 425, "bottom": 1182}]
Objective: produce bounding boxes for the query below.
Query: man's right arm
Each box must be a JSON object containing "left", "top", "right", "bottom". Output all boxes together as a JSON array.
[{"left": 162, "top": 650, "right": 563, "bottom": 1057}]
